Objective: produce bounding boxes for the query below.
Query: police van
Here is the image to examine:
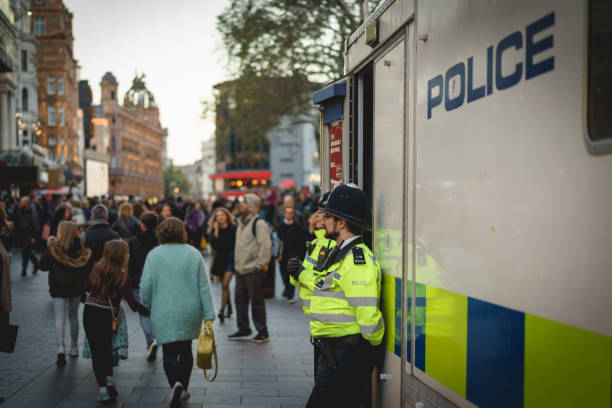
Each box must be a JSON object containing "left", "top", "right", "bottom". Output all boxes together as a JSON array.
[{"left": 312, "top": 0, "right": 611, "bottom": 407}]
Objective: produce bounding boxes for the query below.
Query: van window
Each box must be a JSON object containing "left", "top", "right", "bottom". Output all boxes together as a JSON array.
[{"left": 588, "top": 0, "right": 612, "bottom": 147}]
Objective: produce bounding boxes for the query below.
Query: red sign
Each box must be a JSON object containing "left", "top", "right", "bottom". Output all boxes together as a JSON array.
[{"left": 328, "top": 122, "right": 342, "bottom": 189}]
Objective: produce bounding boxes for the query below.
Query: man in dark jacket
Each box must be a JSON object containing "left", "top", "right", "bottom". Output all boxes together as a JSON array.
[
  {"left": 127, "top": 211, "right": 159, "bottom": 361},
  {"left": 276, "top": 206, "right": 306, "bottom": 303},
  {"left": 80, "top": 204, "right": 119, "bottom": 273},
  {"left": 14, "top": 197, "right": 41, "bottom": 276}
]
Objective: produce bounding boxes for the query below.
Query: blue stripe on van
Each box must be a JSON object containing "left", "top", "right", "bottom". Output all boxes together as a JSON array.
[{"left": 466, "top": 297, "right": 525, "bottom": 408}]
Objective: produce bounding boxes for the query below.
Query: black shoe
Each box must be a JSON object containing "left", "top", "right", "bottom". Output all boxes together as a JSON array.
[
  {"left": 56, "top": 353, "right": 66, "bottom": 366},
  {"left": 250, "top": 331, "right": 269, "bottom": 343},
  {"left": 225, "top": 303, "right": 232, "bottom": 318},
  {"left": 169, "top": 382, "right": 183, "bottom": 408},
  {"left": 227, "top": 330, "right": 252, "bottom": 340},
  {"left": 21, "top": 269, "right": 26, "bottom": 277},
  {"left": 218, "top": 310, "right": 225, "bottom": 323}
]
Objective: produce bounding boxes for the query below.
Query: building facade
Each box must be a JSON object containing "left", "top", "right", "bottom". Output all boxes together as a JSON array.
[
  {"left": 31, "top": 0, "right": 79, "bottom": 173},
  {"left": 99, "top": 72, "right": 164, "bottom": 198},
  {"left": 16, "top": 7, "right": 39, "bottom": 149},
  {"left": 267, "top": 115, "right": 319, "bottom": 188},
  {"left": 200, "top": 137, "right": 215, "bottom": 198},
  {"left": 0, "top": 0, "right": 27, "bottom": 160}
]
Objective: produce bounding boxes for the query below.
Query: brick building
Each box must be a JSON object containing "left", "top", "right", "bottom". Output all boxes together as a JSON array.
[
  {"left": 31, "top": 0, "right": 79, "bottom": 174},
  {"left": 99, "top": 72, "right": 164, "bottom": 198}
]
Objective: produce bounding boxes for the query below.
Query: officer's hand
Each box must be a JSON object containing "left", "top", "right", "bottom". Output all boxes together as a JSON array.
[{"left": 287, "top": 257, "right": 302, "bottom": 280}]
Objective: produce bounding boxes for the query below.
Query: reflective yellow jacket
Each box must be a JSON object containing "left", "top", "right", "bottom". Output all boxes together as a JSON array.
[
  {"left": 308, "top": 238, "right": 384, "bottom": 346},
  {"left": 290, "top": 229, "right": 335, "bottom": 315}
]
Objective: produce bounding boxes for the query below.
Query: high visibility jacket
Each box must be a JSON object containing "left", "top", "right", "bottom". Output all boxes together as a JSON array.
[
  {"left": 307, "top": 237, "right": 384, "bottom": 346},
  {"left": 290, "top": 229, "right": 335, "bottom": 315}
]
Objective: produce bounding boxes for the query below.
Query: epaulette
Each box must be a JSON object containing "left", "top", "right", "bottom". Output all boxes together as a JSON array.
[{"left": 352, "top": 246, "right": 366, "bottom": 265}]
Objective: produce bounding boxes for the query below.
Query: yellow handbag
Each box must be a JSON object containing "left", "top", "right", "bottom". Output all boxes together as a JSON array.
[
  {"left": 200, "top": 235, "right": 208, "bottom": 250},
  {"left": 196, "top": 320, "right": 218, "bottom": 381}
]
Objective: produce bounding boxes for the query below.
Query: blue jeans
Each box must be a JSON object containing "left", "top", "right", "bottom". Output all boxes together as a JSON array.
[{"left": 132, "top": 288, "right": 155, "bottom": 345}]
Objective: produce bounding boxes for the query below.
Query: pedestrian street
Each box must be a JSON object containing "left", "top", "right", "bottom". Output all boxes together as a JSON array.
[{"left": 0, "top": 252, "right": 313, "bottom": 408}]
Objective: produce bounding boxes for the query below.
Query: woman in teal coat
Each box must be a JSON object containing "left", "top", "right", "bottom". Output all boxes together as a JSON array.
[{"left": 141, "top": 217, "right": 214, "bottom": 407}]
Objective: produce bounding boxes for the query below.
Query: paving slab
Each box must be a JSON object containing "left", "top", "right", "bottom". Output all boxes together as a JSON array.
[{"left": 0, "top": 251, "right": 313, "bottom": 407}]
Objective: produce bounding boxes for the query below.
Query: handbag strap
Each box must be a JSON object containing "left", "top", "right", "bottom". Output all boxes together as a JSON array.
[
  {"left": 107, "top": 297, "right": 116, "bottom": 319},
  {"left": 203, "top": 320, "right": 218, "bottom": 382}
]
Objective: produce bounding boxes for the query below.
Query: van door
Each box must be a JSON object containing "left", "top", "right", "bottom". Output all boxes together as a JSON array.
[{"left": 372, "top": 38, "right": 406, "bottom": 408}]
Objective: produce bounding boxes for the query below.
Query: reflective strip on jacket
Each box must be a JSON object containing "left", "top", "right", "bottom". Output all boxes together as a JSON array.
[
  {"left": 308, "top": 241, "right": 384, "bottom": 346},
  {"left": 290, "top": 229, "right": 335, "bottom": 315}
]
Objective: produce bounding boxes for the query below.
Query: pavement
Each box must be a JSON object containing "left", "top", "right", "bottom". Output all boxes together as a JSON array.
[{"left": 0, "top": 250, "right": 313, "bottom": 408}]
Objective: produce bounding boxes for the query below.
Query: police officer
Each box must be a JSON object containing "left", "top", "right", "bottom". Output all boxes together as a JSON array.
[
  {"left": 289, "top": 184, "right": 384, "bottom": 408},
  {"left": 289, "top": 192, "right": 336, "bottom": 316}
]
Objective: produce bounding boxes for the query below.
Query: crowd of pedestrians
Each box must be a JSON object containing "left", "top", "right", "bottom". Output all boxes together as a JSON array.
[{"left": 0, "top": 186, "right": 321, "bottom": 406}]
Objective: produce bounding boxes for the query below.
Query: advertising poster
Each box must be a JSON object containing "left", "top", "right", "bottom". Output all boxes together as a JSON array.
[{"left": 328, "top": 122, "right": 342, "bottom": 189}]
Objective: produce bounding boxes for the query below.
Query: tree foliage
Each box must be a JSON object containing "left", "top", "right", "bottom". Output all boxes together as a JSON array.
[
  {"left": 210, "top": 0, "right": 379, "bottom": 161},
  {"left": 163, "top": 165, "right": 191, "bottom": 196}
]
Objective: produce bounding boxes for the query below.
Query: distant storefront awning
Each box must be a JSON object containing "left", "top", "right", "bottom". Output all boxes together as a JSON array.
[
  {"left": 220, "top": 190, "right": 246, "bottom": 198},
  {"left": 210, "top": 170, "right": 271, "bottom": 180}
]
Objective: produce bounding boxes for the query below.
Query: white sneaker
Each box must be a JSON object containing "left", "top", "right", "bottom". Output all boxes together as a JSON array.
[
  {"left": 181, "top": 390, "right": 190, "bottom": 400},
  {"left": 285, "top": 298, "right": 296, "bottom": 304},
  {"left": 68, "top": 345, "right": 78, "bottom": 357},
  {"left": 169, "top": 382, "right": 183, "bottom": 408}
]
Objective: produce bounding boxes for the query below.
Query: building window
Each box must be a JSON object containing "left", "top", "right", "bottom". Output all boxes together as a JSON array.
[
  {"left": 47, "top": 75, "right": 55, "bottom": 95},
  {"left": 34, "top": 0, "right": 44, "bottom": 4},
  {"left": 59, "top": 106, "right": 65, "bottom": 125},
  {"left": 58, "top": 77, "right": 64, "bottom": 95},
  {"left": 48, "top": 151, "right": 56, "bottom": 161},
  {"left": 34, "top": 18, "right": 44, "bottom": 35},
  {"left": 47, "top": 105, "right": 56, "bottom": 126},
  {"left": 21, "top": 50, "right": 27, "bottom": 71},
  {"left": 111, "top": 91, "right": 115, "bottom": 100},
  {"left": 48, "top": 136, "right": 56, "bottom": 146},
  {"left": 587, "top": 0, "right": 612, "bottom": 152},
  {"left": 21, "top": 88, "right": 28, "bottom": 111},
  {"left": 59, "top": 152, "right": 65, "bottom": 164},
  {"left": 280, "top": 157, "right": 294, "bottom": 163}
]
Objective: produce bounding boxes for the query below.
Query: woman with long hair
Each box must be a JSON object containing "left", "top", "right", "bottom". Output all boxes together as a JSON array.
[
  {"left": 141, "top": 218, "right": 215, "bottom": 407},
  {"left": 82, "top": 240, "right": 149, "bottom": 403},
  {"left": 207, "top": 207, "right": 236, "bottom": 322},
  {"left": 111, "top": 202, "right": 141, "bottom": 239},
  {"left": 38, "top": 221, "right": 91, "bottom": 366}
]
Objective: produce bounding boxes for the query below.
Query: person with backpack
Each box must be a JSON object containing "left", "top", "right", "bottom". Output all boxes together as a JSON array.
[
  {"left": 228, "top": 194, "right": 271, "bottom": 343},
  {"left": 127, "top": 211, "right": 160, "bottom": 361}
]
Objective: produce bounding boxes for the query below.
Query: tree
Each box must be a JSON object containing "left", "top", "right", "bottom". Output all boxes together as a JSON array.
[
  {"left": 163, "top": 165, "right": 191, "bottom": 196},
  {"left": 210, "top": 0, "right": 379, "bottom": 149}
]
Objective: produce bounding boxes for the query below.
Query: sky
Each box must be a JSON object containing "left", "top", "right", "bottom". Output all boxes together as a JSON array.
[{"left": 64, "top": 0, "right": 231, "bottom": 166}]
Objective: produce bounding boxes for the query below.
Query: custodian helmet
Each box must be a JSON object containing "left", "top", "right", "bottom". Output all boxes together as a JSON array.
[
  {"left": 320, "top": 184, "right": 371, "bottom": 231},
  {"left": 317, "top": 191, "right": 331, "bottom": 210}
]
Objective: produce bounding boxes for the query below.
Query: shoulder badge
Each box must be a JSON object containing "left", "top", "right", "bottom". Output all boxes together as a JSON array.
[{"left": 352, "top": 247, "right": 366, "bottom": 265}]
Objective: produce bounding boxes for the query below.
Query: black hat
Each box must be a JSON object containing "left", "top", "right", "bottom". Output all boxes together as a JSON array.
[
  {"left": 317, "top": 191, "right": 331, "bottom": 210},
  {"left": 320, "top": 184, "right": 371, "bottom": 231}
]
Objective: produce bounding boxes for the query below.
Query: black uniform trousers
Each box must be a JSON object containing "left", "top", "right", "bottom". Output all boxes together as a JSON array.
[{"left": 306, "top": 335, "right": 379, "bottom": 408}]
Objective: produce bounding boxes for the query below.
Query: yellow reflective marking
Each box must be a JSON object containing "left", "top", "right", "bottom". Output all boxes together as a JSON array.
[
  {"left": 524, "top": 314, "right": 612, "bottom": 408},
  {"left": 425, "top": 286, "right": 467, "bottom": 398}
]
